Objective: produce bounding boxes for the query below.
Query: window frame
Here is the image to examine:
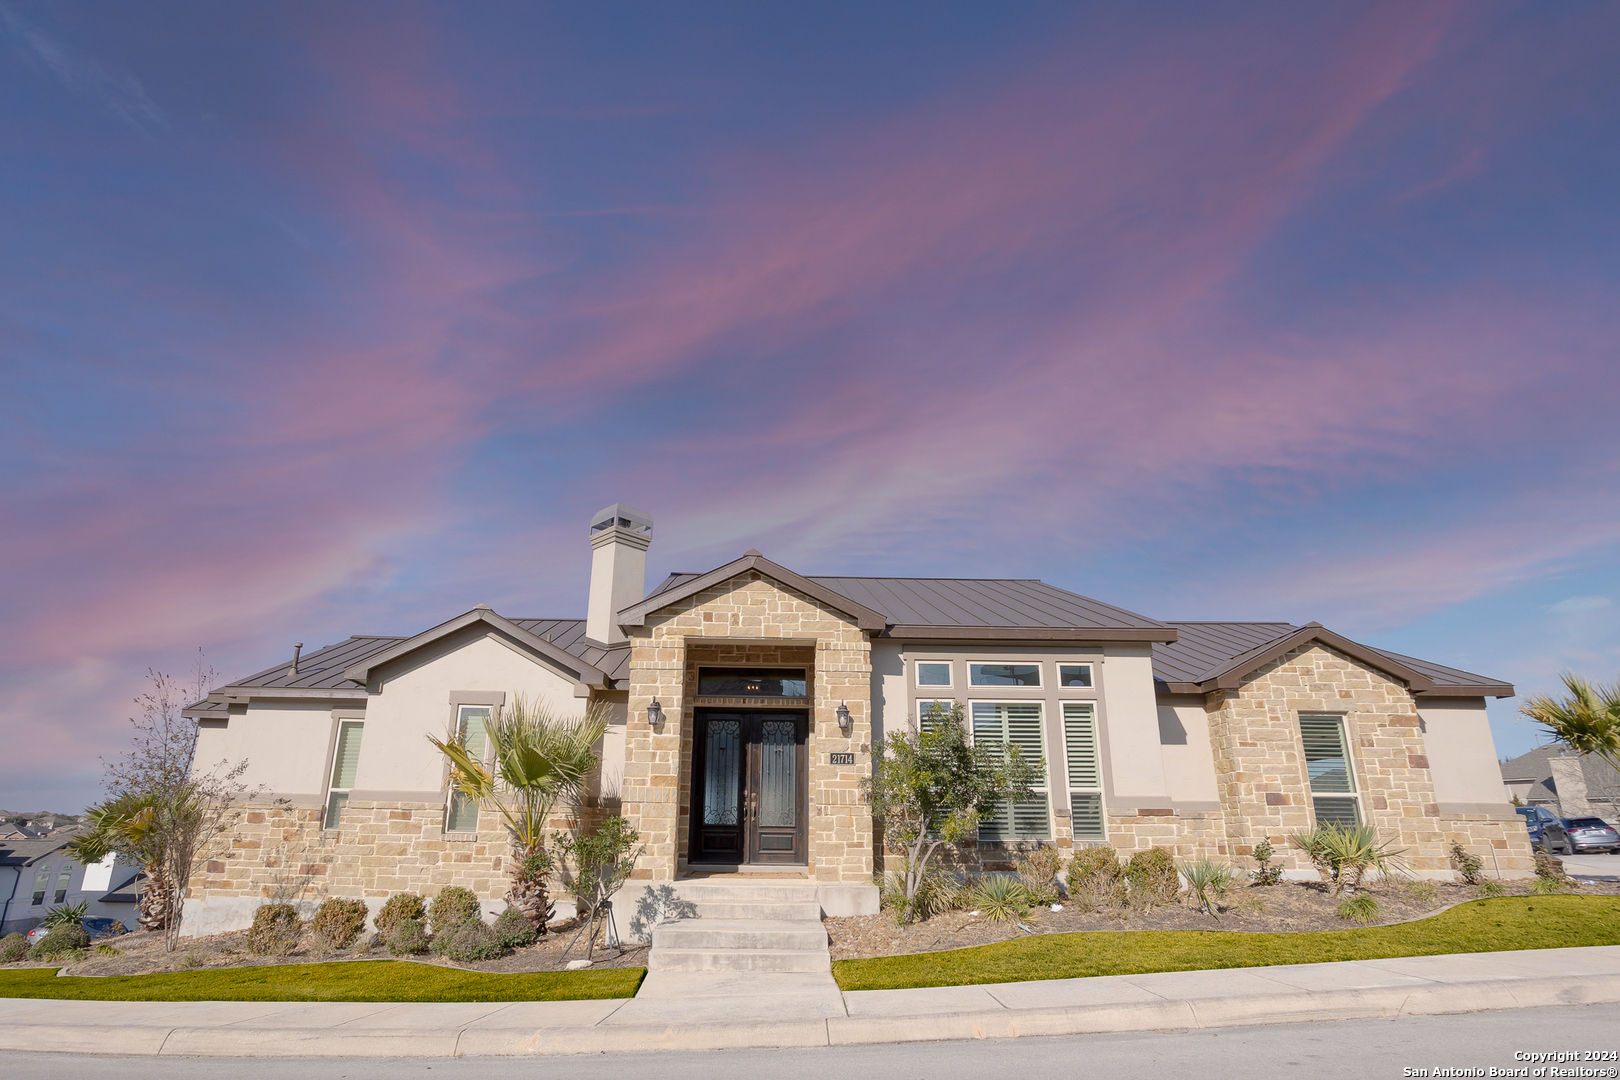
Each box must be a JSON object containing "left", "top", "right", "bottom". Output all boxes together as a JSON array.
[
  {"left": 445, "top": 703, "right": 495, "bottom": 835},
  {"left": 914, "top": 661, "right": 953, "bottom": 689},
  {"left": 968, "top": 699, "right": 1051, "bottom": 842},
  {"left": 1062, "top": 701, "right": 1106, "bottom": 841},
  {"left": 1299, "top": 712, "right": 1360, "bottom": 826},
  {"left": 53, "top": 867, "right": 71, "bottom": 904},
  {"left": 31, "top": 867, "right": 50, "bottom": 907},
  {"left": 323, "top": 719, "right": 365, "bottom": 831},
  {"left": 1057, "top": 663, "right": 1094, "bottom": 688},
  {"left": 967, "top": 662, "right": 1044, "bottom": 689}
]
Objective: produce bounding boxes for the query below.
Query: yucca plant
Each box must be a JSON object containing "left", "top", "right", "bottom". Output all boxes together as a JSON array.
[
  {"left": 968, "top": 874, "right": 1030, "bottom": 922},
  {"left": 1289, "top": 824, "right": 1407, "bottom": 896},
  {"left": 40, "top": 901, "right": 88, "bottom": 930},
  {"left": 429, "top": 695, "right": 608, "bottom": 932},
  {"left": 1179, "top": 859, "right": 1237, "bottom": 917}
]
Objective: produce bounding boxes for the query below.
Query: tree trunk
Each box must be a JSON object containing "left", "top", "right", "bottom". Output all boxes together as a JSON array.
[
  {"left": 507, "top": 840, "right": 555, "bottom": 933},
  {"left": 137, "top": 863, "right": 171, "bottom": 933}
]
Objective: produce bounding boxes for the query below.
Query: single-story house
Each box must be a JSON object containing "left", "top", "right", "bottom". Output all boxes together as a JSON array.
[{"left": 179, "top": 503, "right": 1534, "bottom": 934}]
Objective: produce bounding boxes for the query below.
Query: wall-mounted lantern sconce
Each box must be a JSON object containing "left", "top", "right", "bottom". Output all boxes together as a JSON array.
[
  {"left": 647, "top": 698, "right": 665, "bottom": 729},
  {"left": 836, "top": 701, "right": 852, "bottom": 734}
]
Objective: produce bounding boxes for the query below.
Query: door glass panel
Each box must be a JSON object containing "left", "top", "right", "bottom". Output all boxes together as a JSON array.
[
  {"left": 758, "top": 720, "right": 797, "bottom": 828},
  {"left": 703, "top": 719, "right": 741, "bottom": 826}
]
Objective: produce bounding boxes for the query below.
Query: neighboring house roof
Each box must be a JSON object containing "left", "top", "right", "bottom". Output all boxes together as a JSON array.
[
  {"left": 0, "top": 830, "right": 81, "bottom": 868},
  {"left": 1500, "top": 744, "right": 1620, "bottom": 805},
  {"left": 1153, "top": 621, "right": 1513, "bottom": 698},
  {"left": 100, "top": 870, "right": 143, "bottom": 905}
]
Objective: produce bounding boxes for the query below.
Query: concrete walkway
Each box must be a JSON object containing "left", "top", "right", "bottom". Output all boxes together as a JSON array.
[{"left": 3, "top": 946, "right": 1619, "bottom": 1058}]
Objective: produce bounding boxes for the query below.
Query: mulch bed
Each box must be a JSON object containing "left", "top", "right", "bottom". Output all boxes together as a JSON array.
[
  {"left": 3, "top": 915, "right": 646, "bottom": 977},
  {"left": 826, "top": 877, "right": 1620, "bottom": 961}
]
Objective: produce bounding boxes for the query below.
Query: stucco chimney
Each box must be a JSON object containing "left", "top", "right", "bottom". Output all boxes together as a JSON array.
[{"left": 586, "top": 503, "right": 653, "bottom": 645}]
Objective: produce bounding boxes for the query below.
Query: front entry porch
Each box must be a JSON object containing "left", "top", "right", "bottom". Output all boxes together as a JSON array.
[{"left": 689, "top": 708, "right": 809, "bottom": 868}]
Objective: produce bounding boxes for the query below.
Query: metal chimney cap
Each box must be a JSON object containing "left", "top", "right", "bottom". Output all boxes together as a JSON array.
[{"left": 590, "top": 503, "right": 654, "bottom": 535}]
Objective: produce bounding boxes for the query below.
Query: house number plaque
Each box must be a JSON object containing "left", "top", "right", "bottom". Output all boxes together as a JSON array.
[{"left": 828, "top": 752, "right": 856, "bottom": 765}]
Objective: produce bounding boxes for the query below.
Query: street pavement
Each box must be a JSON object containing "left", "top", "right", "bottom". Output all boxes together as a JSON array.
[
  {"left": 5, "top": 1001, "right": 1618, "bottom": 1080},
  {"left": 1563, "top": 851, "right": 1620, "bottom": 880}
]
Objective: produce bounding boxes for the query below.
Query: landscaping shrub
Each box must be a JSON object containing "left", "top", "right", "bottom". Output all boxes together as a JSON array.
[
  {"left": 440, "top": 920, "right": 506, "bottom": 964},
  {"left": 1067, "top": 847, "right": 1124, "bottom": 910},
  {"left": 1291, "top": 824, "right": 1408, "bottom": 896},
  {"left": 1249, "top": 838, "right": 1282, "bottom": 886},
  {"left": 1338, "top": 893, "right": 1381, "bottom": 924},
  {"left": 374, "top": 893, "right": 428, "bottom": 939},
  {"left": 1400, "top": 879, "right": 1439, "bottom": 904},
  {"left": 494, "top": 906, "right": 538, "bottom": 950},
  {"left": 1448, "top": 842, "right": 1485, "bottom": 886},
  {"left": 1015, "top": 846, "right": 1065, "bottom": 906},
  {"left": 29, "top": 924, "right": 90, "bottom": 959},
  {"left": 1125, "top": 847, "right": 1179, "bottom": 907},
  {"left": 429, "top": 887, "right": 482, "bottom": 936},
  {"left": 879, "top": 869, "right": 961, "bottom": 925},
  {"left": 1534, "top": 852, "right": 1565, "bottom": 881},
  {"left": 386, "top": 917, "right": 430, "bottom": 957},
  {"left": 1, "top": 933, "right": 28, "bottom": 962},
  {"left": 1179, "top": 860, "right": 1237, "bottom": 917},
  {"left": 41, "top": 901, "right": 88, "bottom": 930},
  {"left": 247, "top": 903, "right": 303, "bottom": 956},
  {"left": 968, "top": 875, "right": 1030, "bottom": 923},
  {"left": 1479, "top": 880, "right": 1505, "bottom": 897},
  {"left": 1531, "top": 876, "right": 1570, "bottom": 894},
  {"left": 310, "top": 898, "right": 369, "bottom": 949}
]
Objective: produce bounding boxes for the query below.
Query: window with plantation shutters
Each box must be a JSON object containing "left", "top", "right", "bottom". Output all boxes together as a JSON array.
[
  {"left": 445, "top": 706, "right": 491, "bottom": 833},
  {"left": 972, "top": 702, "right": 1050, "bottom": 841},
  {"left": 1063, "top": 702, "right": 1105, "bottom": 841},
  {"left": 1299, "top": 714, "right": 1359, "bottom": 826},
  {"left": 323, "top": 720, "right": 364, "bottom": 830}
]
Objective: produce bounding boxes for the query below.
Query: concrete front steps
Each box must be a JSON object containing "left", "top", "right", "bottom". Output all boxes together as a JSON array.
[{"left": 648, "top": 879, "right": 831, "bottom": 973}]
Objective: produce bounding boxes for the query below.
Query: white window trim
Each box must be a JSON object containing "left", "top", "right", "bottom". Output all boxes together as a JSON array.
[
  {"left": 1057, "top": 662, "right": 1095, "bottom": 690},
  {"left": 969, "top": 699, "right": 1052, "bottom": 841},
  {"left": 323, "top": 719, "right": 364, "bottom": 832},
  {"left": 1299, "top": 712, "right": 1360, "bottom": 826},
  {"left": 967, "top": 662, "right": 1044, "bottom": 689},
  {"left": 1062, "top": 701, "right": 1106, "bottom": 841},
  {"left": 914, "top": 661, "right": 953, "bottom": 689},
  {"left": 445, "top": 703, "right": 496, "bottom": 834}
]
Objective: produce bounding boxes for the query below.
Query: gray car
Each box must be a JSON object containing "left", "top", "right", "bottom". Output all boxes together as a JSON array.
[{"left": 1556, "top": 816, "right": 1620, "bottom": 854}]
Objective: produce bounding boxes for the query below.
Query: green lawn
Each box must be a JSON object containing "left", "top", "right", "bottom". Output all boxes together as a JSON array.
[
  {"left": 0, "top": 960, "right": 645, "bottom": 1002},
  {"left": 833, "top": 895, "right": 1620, "bottom": 992}
]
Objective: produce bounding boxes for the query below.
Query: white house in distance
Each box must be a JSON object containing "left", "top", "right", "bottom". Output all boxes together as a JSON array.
[
  {"left": 0, "top": 828, "right": 142, "bottom": 936},
  {"left": 180, "top": 504, "right": 1533, "bottom": 934}
]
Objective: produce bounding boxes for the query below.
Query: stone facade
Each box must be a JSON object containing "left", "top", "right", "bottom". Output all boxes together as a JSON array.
[{"left": 619, "top": 571, "right": 874, "bottom": 883}]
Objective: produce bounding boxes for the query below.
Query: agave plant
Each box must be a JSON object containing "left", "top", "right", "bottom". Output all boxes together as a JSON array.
[
  {"left": 41, "top": 900, "right": 89, "bottom": 930},
  {"left": 1179, "top": 859, "right": 1237, "bottom": 916},
  {"left": 968, "top": 874, "right": 1030, "bottom": 922},
  {"left": 1289, "top": 824, "right": 1407, "bottom": 896},
  {"left": 429, "top": 695, "right": 608, "bottom": 932}
]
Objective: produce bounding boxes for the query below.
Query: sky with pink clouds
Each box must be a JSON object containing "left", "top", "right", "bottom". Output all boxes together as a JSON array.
[{"left": 3, "top": 2, "right": 1619, "bottom": 811}]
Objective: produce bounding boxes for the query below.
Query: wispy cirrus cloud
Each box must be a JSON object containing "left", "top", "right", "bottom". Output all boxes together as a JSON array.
[{"left": 0, "top": 2, "right": 167, "bottom": 134}]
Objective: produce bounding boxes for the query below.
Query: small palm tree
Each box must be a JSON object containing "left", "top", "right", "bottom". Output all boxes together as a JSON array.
[
  {"left": 1521, "top": 672, "right": 1620, "bottom": 773},
  {"left": 429, "top": 695, "right": 608, "bottom": 932},
  {"left": 66, "top": 792, "right": 171, "bottom": 933},
  {"left": 1289, "top": 823, "right": 1407, "bottom": 895}
]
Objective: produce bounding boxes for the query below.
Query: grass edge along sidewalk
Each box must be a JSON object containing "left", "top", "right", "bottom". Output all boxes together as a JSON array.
[
  {"left": 833, "top": 895, "right": 1620, "bottom": 991},
  {"left": 0, "top": 959, "right": 646, "bottom": 1002}
]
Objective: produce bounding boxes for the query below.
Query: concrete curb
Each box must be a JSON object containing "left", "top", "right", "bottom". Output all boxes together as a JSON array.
[{"left": 2, "top": 972, "right": 1618, "bottom": 1057}]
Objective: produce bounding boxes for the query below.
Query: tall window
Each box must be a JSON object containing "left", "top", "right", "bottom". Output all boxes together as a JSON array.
[
  {"left": 972, "top": 702, "right": 1049, "bottom": 841},
  {"left": 1063, "top": 702, "right": 1105, "bottom": 841},
  {"left": 53, "top": 868, "right": 71, "bottom": 904},
  {"left": 324, "top": 720, "right": 365, "bottom": 830},
  {"left": 1300, "top": 714, "right": 1359, "bottom": 825},
  {"left": 445, "top": 705, "right": 491, "bottom": 833},
  {"left": 31, "top": 868, "right": 49, "bottom": 906}
]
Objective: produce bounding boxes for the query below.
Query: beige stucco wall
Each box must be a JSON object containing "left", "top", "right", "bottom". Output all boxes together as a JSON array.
[
  {"left": 1418, "top": 698, "right": 1515, "bottom": 810},
  {"left": 1098, "top": 645, "right": 1171, "bottom": 810},
  {"left": 1156, "top": 698, "right": 1222, "bottom": 809},
  {"left": 199, "top": 700, "right": 346, "bottom": 801}
]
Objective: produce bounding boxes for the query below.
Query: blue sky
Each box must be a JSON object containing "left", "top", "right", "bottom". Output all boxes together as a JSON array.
[{"left": 2, "top": 1, "right": 1618, "bottom": 810}]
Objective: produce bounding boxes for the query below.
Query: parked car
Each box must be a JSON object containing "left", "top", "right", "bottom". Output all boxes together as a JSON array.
[
  {"left": 1559, "top": 817, "right": 1620, "bottom": 854},
  {"left": 1517, "top": 805, "right": 1568, "bottom": 852},
  {"left": 24, "top": 917, "right": 127, "bottom": 946}
]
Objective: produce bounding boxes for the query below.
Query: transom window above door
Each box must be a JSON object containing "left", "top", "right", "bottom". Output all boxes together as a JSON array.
[
  {"left": 915, "top": 662, "right": 951, "bottom": 687},
  {"left": 969, "top": 663, "right": 1041, "bottom": 687},
  {"left": 697, "top": 668, "right": 808, "bottom": 698}
]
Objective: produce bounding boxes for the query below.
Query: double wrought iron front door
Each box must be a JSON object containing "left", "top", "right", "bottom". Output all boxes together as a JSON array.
[{"left": 690, "top": 710, "right": 808, "bottom": 865}]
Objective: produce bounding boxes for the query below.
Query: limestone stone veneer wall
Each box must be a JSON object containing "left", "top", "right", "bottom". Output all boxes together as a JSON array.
[{"left": 619, "top": 571, "right": 874, "bottom": 885}]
